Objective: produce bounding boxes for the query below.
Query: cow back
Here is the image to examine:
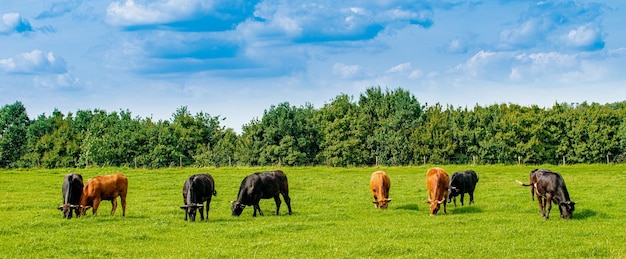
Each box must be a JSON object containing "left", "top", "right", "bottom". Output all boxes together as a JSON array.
[
  {"left": 236, "top": 170, "right": 288, "bottom": 205},
  {"left": 426, "top": 167, "right": 450, "bottom": 202},
  {"left": 183, "top": 174, "right": 216, "bottom": 205},
  {"left": 63, "top": 173, "right": 84, "bottom": 205},
  {"left": 82, "top": 174, "right": 128, "bottom": 203},
  {"left": 370, "top": 171, "right": 391, "bottom": 198},
  {"left": 450, "top": 170, "right": 478, "bottom": 192}
]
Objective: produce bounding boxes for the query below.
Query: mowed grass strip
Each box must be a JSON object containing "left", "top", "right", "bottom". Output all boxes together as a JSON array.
[{"left": 1, "top": 165, "right": 625, "bottom": 258}]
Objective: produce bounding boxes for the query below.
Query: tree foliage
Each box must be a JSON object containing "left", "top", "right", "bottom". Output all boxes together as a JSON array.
[{"left": 3, "top": 87, "right": 626, "bottom": 168}]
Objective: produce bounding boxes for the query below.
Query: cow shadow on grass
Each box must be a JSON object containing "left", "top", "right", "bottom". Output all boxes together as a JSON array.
[
  {"left": 449, "top": 205, "right": 483, "bottom": 214},
  {"left": 395, "top": 203, "right": 419, "bottom": 211},
  {"left": 574, "top": 209, "right": 598, "bottom": 220}
]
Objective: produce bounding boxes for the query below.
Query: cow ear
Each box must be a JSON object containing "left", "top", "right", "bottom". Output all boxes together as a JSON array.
[
  {"left": 180, "top": 206, "right": 188, "bottom": 209},
  {"left": 372, "top": 201, "right": 378, "bottom": 204},
  {"left": 57, "top": 206, "right": 63, "bottom": 211}
]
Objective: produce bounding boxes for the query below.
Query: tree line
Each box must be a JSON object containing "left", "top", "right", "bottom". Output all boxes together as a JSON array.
[{"left": 2, "top": 86, "right": 625, "bottom": 168}]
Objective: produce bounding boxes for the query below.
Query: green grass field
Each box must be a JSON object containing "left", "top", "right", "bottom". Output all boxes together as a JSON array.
[{"left": 1, "top": 165, "right": 625, "bottom": 258}]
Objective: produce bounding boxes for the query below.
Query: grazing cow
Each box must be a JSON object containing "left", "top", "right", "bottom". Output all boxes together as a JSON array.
[
  {"left": 231, "top": 170, "right": 292, "bottom": 217},
  {"left": 79, "top": 174, "right": 128, "bottom": 217},
  {"left": 448, "top": 170, "right": 479, "bottom": 207},
  {"left": 425, "top": 167, "right": 450, "bottom": 216},
  {"left": 370, "top": 171, "right": 392, "bottom": 209},
  {"left": 180, "top": 174, "right": 217, "bottom": 222},
  {"left": 517, "top": 169, "right": 576, "bottom": 219},
  {"left": 57, "top": 173, "right": 84, "bottom": 219}
]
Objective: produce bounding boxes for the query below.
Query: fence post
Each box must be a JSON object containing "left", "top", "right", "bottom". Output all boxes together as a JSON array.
[
  {"left": 179, "top": 156, "right": 182, "bottom": 168},
  {"left": 423, "top": 155, "right": 426, "bottom": 166},
  {"left": 563, "top": 156, "right": 566, "bottom": 165},
  {"left": 376, "top": 156, "right": 379, "bottom": 167}
]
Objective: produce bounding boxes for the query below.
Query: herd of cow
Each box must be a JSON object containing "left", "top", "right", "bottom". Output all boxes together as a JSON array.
[
  {"left": 57, "top": 170, "right": 292, "bottom": 221},
  {"left": 57, "top": 167, "right": 575, "bottom": 221},
  {"left": 370, "top": 167, "right": 576, "bottom": 219}
]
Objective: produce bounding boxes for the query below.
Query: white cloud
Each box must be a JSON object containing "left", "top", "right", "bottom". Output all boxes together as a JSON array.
[
  {"left": 386, "top": 63, "right": 411, "bottom": 74},
  {"left": 0, "top": 13, "right": 32, "bottom": 34},
  {"left": 562, "top": 24, "right": 604, "bottom": 51},
  {"left": 106, "top": 0, "right": 208, "bottom": 26},
  {"left": 332, "top": 63, "right": 362, "bottom": 79},
  {"left": 33, "top": 73, "right": 80, "bottom": 89},
  {"left": 0, "top": 50, "right": 68, "bottom": 74}
]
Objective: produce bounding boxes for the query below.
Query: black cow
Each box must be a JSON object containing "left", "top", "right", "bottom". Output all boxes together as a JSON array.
[
  {"left": 57, "top": 173, "right": 84, "bottom": 219},
  {"left": 448, "top": 170, "right": 479, "bottom": 207},
  {"left": 180, "top": 174, "right": 216, "bottom": 222},
  {"left": 518, "top": 169, "right": 576, "bottom": 219},
  {"left": 231, "top": 170, "right": 292, "bottom": 217}
]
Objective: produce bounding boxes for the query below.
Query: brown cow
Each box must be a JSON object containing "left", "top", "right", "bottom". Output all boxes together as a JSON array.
[
  {"left": 426, "top": 167, "right": 450, "bottom": 216},
  {"left": 370, "top": 171, "right": 392, "bottom": 209},
  {"left": 79, "top": 174, "right": 128, "bottom": 216}
]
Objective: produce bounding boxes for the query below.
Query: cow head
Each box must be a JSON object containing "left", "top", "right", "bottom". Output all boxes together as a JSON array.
[
  {"left": 559, "top": 201, "right": 576, "bottom": 219},
  {"left": 426, "top": 199, "right": 445, "bottom": 216},
  {"left": 447, "top": 186, "right": 460, "bottom": 203},
  {"left": 78, "top": 205, "right": 92, "bottom": 216},
  {"left": 58, "top": 204, "right": 79, "bottom": 219},
  {"left": 231, "top": 201, "right": 246, "bottom": 216},
  {"left": 373, "top": 198, "right": 392, "bottom": 209},
  {"left": 180, "top": 204, "right": 203, "bottom": 222}
]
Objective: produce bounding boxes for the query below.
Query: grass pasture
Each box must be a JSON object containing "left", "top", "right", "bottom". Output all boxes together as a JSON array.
[{"left": 1, "top": 165, "right": 625, "bottom": 258}]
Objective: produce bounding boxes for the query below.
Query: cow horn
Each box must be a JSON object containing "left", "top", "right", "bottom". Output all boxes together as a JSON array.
[
  {"left": 180, "top": 205, "right": 188, "bottom": 209},
  {"left": 437, "top": 199, "right": 446, "bottom": 204},
  {"left": 385, "top": 198, "right": 392, "bottom": 202}
]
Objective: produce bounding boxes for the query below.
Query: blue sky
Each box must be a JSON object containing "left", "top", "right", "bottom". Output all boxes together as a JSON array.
[{"left": 2, "top": 0, "right": 625, "bottom": 132}]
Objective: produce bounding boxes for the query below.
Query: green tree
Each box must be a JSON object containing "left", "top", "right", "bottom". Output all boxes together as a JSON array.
[
  {"left": 0, "top": 101, "right": 30, "bottom": 168},
  {"left": 315, "top": 94, "right": 367, "bottom": 166}
]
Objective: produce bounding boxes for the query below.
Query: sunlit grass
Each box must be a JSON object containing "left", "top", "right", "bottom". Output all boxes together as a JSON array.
[{"left": 1, "top": 165, "right": 625, "bottom": 258}]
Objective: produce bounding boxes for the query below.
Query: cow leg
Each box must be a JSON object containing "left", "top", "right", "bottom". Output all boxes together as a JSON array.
[
  {"left": 452, "top": 197, "right": 457, "bottom": 207},
  {"left": 206, "top": 201, "right": 210, "bottom": 221},
  {"left": 274, "top": 195, "right": 282, "bottom": 215},
  {"left": 283, "top": 193, "right": 292, "bottom": 215},
  {"left": 469, "top": 191, "right": 475, "bottom": 205},
  {"left": 545, "top": 194, "right": 552, "bottom": 220},
  {"left": 443, "top": 200, "right": 447, "bottom": 214},
  {"left": 253, "top": 203, "right": 263, "bottom": 217},
  {"left": 120, "top": 194, "right": 126, "bottom": 217},
  {"left": 111, "top": 198, "right": 118, "bottom": 216},
  {"left": 92, "top": 198, "right": 101, "bottom": 215},
  {"left": 537, "top": 197, "right": 544, "bottom": 218},
  {"left": 460, "top": 193, "right": 465, "bottom": 206},
  {"left": 200, "top": 203, "right": 205, "bottom": 221}
]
